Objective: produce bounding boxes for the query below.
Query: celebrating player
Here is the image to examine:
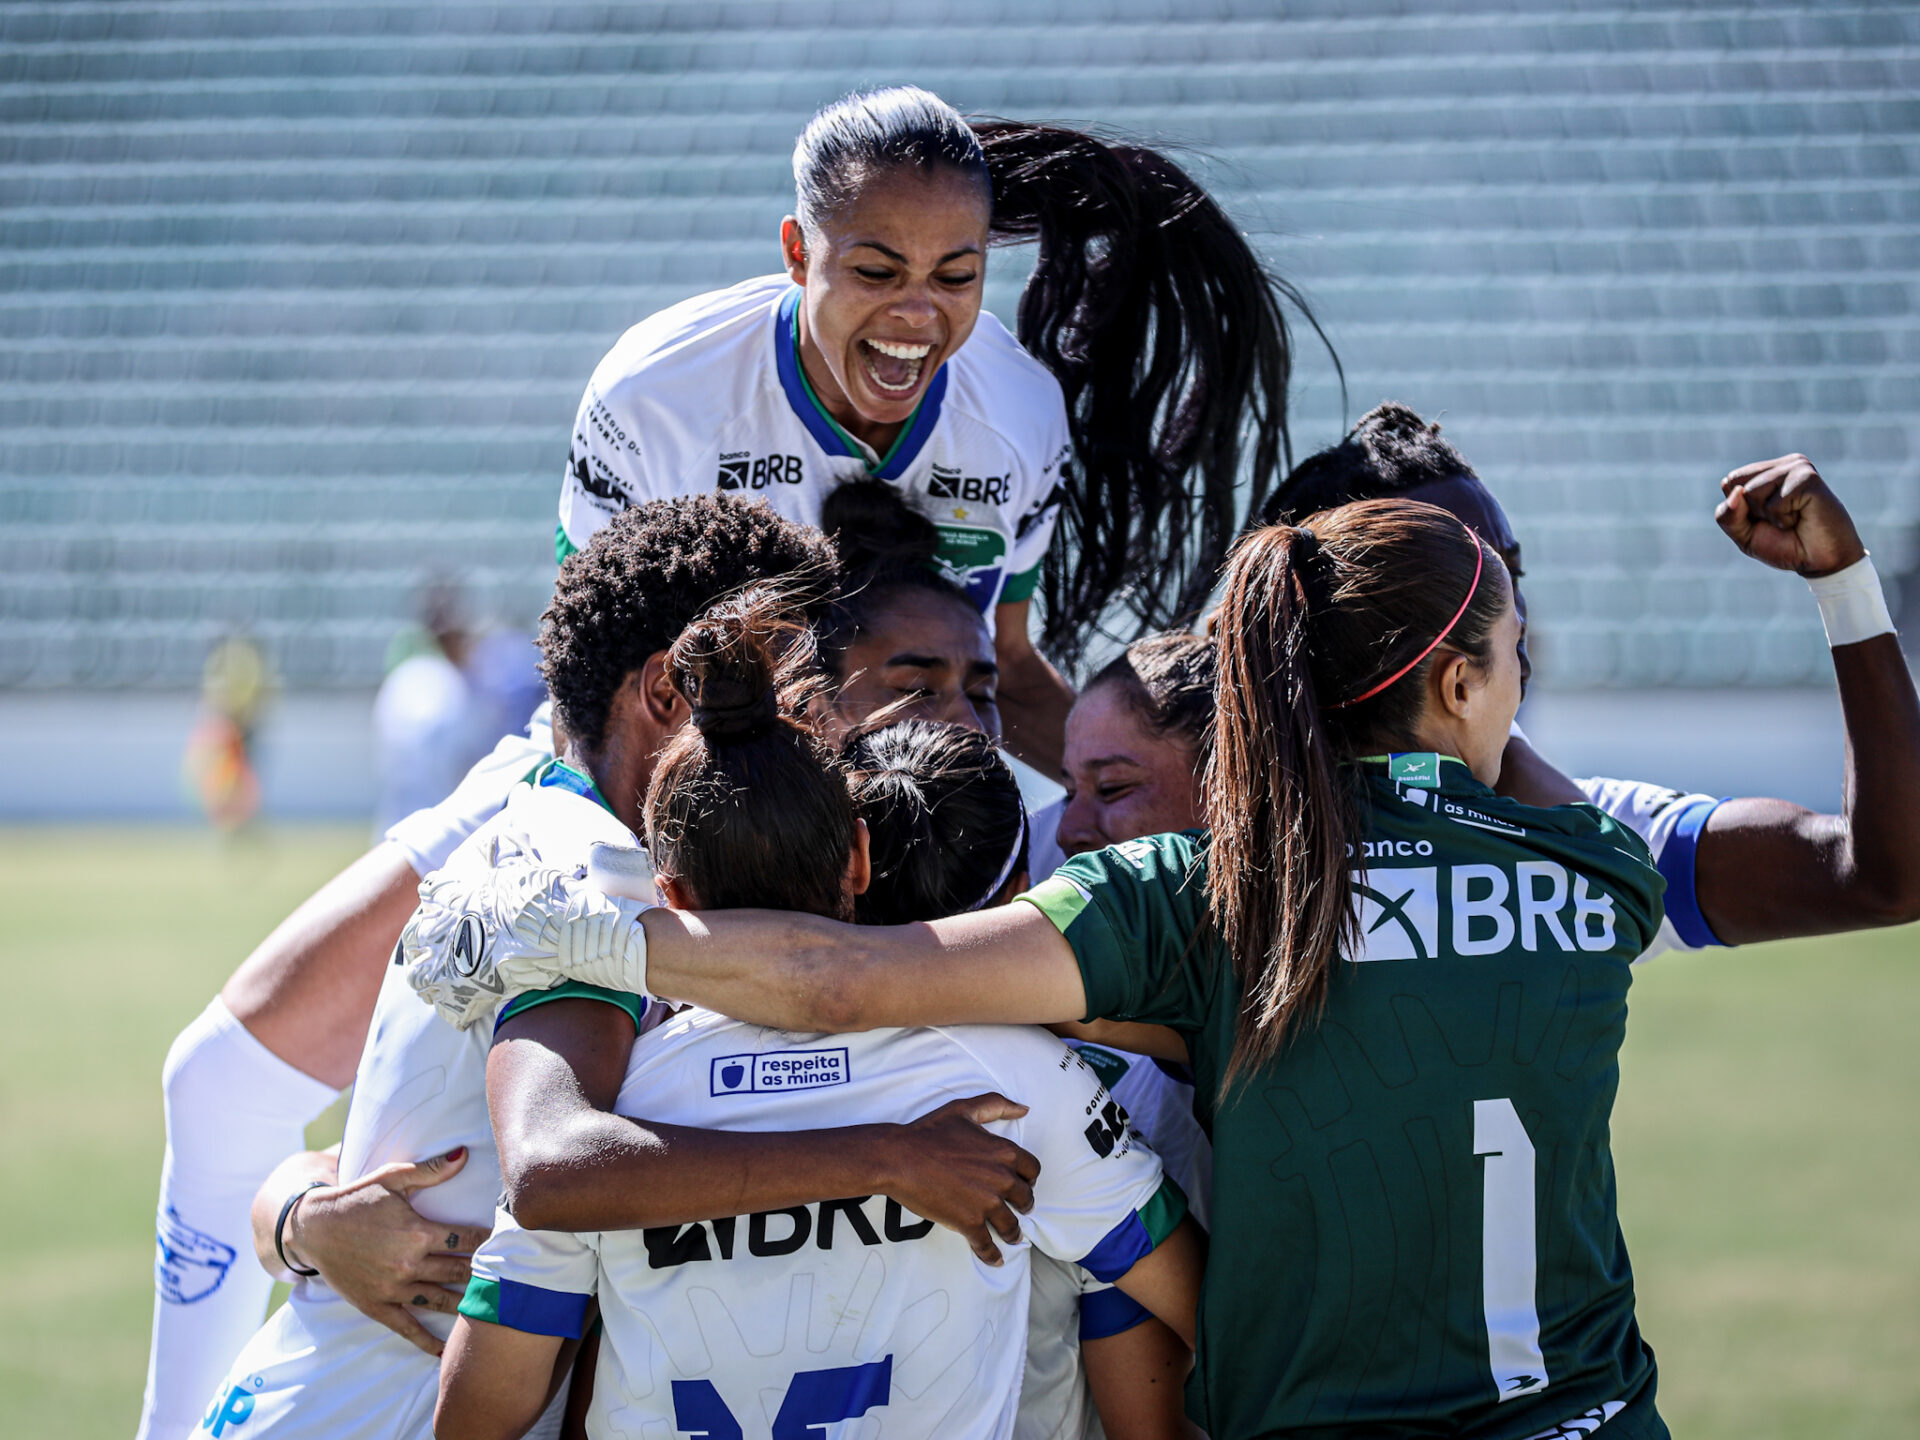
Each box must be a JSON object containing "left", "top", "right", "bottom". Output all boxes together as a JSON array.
[
  {"left": 420, "top": 496, "right": 1694, "bottom": 1438},
  {"left": 434, "top": 597, "right": 1201, "bottom": 1440},
  {"left": 1268, "top": 405, "right": 1920, "bottom": 946},
  {"left": 199, "top": 498, "right": 1039, "bottom": 1440}
]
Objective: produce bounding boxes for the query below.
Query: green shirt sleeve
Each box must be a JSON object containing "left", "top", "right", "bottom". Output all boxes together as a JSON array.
[
  {"left": 998, "top": 561, "right": 1043, "bottom": 605},
  {"left": 1016, "top": 831, "right": 1220, "bottom": 1031},
  {"left": 495, "top": 980, "right": 644, "bottom": 1034}
]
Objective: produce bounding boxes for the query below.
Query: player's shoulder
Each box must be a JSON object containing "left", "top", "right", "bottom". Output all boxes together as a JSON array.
[
  {"left": 1055, "top": 829, "right": 1210, "bottom": 894},
  {"left": 441, "top": 779, "right": 637, "bottom": 877},
  {"left": 943, "top": 310, "right": 1068, "bottom": 451},
  {"left": 586, "top": 275, "right": 787, "bottom": 412}
]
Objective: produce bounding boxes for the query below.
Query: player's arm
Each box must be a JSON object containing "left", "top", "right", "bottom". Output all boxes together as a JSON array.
[
  {"left": 259, "top": 1143, "right": 492, "bottom": 1357},
  {"left": 640, "top": 899, "right": 1089, "bottom": 1033},
  {"left": 489, "top": 999, "right": 1041, "bottom": 1264},
  {"left": 1689, "top": 456, "right": 1920, "bottom": 942},
  {"left": 1109, "top": 1214, "right": 1206, "bottom": 1350},
  {"left": 1050, "top": 1019, "right": 1190, "bottom": 1063},
  {"left": 994, "top": 595, "right": 1076, "bottom": 775},
  {"left": 434, "top": 1315, "right": 564, "bottom": 1440},
  {"left": 1083, "top": 1313, "right": 1203, "bottom": 1440},
  {"left": 249, "top": 1146, "right": 337, "bottom": 1279}
]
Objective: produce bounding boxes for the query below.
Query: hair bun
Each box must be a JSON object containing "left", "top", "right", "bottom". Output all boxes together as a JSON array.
[{"left": 669, "top": 603, "right": 787, "bottom": 743}]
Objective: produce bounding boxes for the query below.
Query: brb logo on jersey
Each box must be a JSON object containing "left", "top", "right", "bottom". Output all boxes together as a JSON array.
[
  {"left": 717, "top": 451, "right": 804, "bottom": 490},
  {"left": 928, "top": 464, "right": 1012, "bottom": 506},
  {"left": 1351, "top": 861, "right": 1621, "bottom": 962},
  {"left": 711, "top": 1048, "right": 849, "bottom": 1096}
]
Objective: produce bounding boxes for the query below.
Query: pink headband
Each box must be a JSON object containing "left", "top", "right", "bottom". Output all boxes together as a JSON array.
[{"left": 1326, "top": 530, "right": 1485, "bottom": 710}]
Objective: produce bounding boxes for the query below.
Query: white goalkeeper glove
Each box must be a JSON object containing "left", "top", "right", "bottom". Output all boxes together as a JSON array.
[{"left": 402, "top": 857, "right": 652, "bottom": 1031}]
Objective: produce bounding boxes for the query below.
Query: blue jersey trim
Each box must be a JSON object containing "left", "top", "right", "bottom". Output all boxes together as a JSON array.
[
  {"left": 1656, "top": 796, "right": 1727, "bottom": 949},
  {"left": 1081, "top": 1212, "right": 1151, "bottom": 1283},
  {"left": 1079, "top": 1285, "right": 1152, "bottom": 1340},
  {"left": 774, "top": 288, "right": 947, "bottom": 478},
  {"left": 498, "top": 1276, "right": 591, "bottom": 1338},
  {"left": 535, "top": 757, "right": 612, "bottom": 814},
  {"left": 873, "top": 364, "right": 946, "bottom": 481}
]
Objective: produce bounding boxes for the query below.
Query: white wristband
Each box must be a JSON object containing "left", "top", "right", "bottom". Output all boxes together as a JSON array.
[{"left": 1806, "top": 553, "right": 1895, "bottom": 648}]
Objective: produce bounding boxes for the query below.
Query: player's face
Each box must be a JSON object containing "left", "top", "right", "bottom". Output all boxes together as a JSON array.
[
  {"left": 783, "top": 167, "right": 989, "bottom": 446},
  {"left": 829, "top": 588, "right": 1001, "bottom": 741},
  {"left": 1057, "top": 681, "right": 1205, "bottom": 857},
  {"left": 1403, "top": 474, "right": 1532, "bottom": 696}
]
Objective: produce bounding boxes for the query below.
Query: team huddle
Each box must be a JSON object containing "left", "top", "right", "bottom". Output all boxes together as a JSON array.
[{"left": 142, "top": 88, "right": 1920, "bottom": 1440}]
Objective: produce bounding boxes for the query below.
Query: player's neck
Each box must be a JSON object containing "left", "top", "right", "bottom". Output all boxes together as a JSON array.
[{"left": 561, "top": 740, "right": 648, "bottom": 835}]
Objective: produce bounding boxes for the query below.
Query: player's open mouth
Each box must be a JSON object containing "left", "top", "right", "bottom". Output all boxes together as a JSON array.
[{"left": 860, "top": 338, "right": 933, "bottom": 396}]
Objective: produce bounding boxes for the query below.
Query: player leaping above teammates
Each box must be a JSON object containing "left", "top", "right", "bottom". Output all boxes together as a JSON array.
[
  {"left": 140, "top": 84, "right": 1316, "bottom": 1436},
  {"left": 431, "top": 595, "right": 1202, "bottom": 1440},
  {"left": 1265, "top": 408, "right": 1920, "bottom": 947},
  {"left": 196, "top": 497, "right": 1040, "bottom": 1440}
]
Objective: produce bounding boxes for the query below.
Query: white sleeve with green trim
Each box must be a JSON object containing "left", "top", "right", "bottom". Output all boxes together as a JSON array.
[
  {"left": 946, "top": 1025, "right": 1183, "bottom": 1281},
  {"left": 460, "top": 1205, "right": 600, "bottom": 1340}
]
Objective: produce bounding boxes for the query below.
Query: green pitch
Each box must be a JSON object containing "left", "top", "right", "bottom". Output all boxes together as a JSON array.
[{"left": 0, "top": 825, "right": 1915, "bottom": 1437}]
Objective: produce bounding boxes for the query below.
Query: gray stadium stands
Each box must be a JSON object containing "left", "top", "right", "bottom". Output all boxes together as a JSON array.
[{"left": 3, "top": 0, "right": 1917, "bottom": 690}]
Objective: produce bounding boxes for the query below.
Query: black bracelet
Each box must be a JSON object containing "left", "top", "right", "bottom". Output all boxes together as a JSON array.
[{"left": 274, "top": 1180, "right": 327, "bottom": 1278}]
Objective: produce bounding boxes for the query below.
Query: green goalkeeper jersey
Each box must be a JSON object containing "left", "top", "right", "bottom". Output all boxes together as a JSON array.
[{"left": 1017, "top": 756, "right": 1668, "bottom": 1440}]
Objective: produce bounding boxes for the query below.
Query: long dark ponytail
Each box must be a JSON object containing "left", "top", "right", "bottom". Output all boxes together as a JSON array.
[
  {"left": 792, "top": 88, "right": 1330, "bottom": 669},
  {"left": 1206, "top": 499, "right": 1507, "bottom": 1089}
]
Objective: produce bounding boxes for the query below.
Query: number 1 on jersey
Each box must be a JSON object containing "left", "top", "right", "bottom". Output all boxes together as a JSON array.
[{"left": 1474, "top": 1098, "right": 1549, "bottom": 1402}]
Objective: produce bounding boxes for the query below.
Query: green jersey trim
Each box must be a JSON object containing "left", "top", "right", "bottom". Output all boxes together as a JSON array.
[
  {"left": 459, "top": 1273, "right": 590, "bottom": 1339},
  {"left": 496, "top": 980, "right": 644, "bottom": 1034},
  {"left": 555, "top": 522, "right": 579, "bottom": 565},
  {"left": 999, "top": 561, "right": 1043, "bottom": 605},
  {"left": 1079, "top": 1174, "right": 1189, "bottom": 1282},
  {"left": 1017, "top": 874, "right": 1094, "bottom": 933}
]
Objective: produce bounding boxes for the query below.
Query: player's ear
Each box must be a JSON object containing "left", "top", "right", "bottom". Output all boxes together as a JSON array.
[
  {"left": 1432, "top": 650, "right": 1476, "bottom": 721},
  {"left": 844, "top": 818, "right": 872, "bottom": 898},
  {"left": 636, "top": 651, "right": 688, "bottom": 730},
  {"left": 780, "top": 216, "right": 809, "bottom": 286}
]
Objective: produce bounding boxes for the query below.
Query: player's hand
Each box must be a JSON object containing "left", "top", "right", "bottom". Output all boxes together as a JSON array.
[
  {"left": 877, "top": 1094, "right": 1041, "bottom": 1267},
  {"left": 1716, "top": 454, "right": 1867, "bottom": 578},
  {"left": 402, "top": 859, "right": 652, "bottom": 1029},
  {"left": 284, "top": 1146, "right": 493, "bottom": 1358}
]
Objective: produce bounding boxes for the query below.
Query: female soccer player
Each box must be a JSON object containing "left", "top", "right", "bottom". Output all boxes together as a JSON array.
[
  {"left": 435, "top": 599, "right": 1200, "bottom": 1440},
  {"left": 429, "top": 497, "right": 1680, "bottom": 1439},
  {"left": 200, "top": 499, "right": 1039, "bottom": 1440}
]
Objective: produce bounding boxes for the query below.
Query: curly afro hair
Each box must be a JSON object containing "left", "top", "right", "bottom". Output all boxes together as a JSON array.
[
  {"left": 539, "top": 495, "right": 834, "bottom": 752},
  {"left": 1261, "top": 401, "right": 1476, "bottom": 526}
]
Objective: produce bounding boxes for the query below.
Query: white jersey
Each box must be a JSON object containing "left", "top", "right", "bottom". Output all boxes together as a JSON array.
[
  {"left": 467, "top": 1013, "right": 1184, "bottom": 1440},
  {"left": 560, "top": 275, "right": 1072, "bottom": 618},
  {"left": 202, "top": 778, "right": 646, "bottom": 1440},
  {"left": 1575, "top": 776, "right": 1726, "bottom": 962}
]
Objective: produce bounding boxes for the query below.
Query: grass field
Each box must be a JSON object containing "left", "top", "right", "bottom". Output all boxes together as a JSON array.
[{"left": 1, "top": 825, "right": 1916, "bottom": 1437}]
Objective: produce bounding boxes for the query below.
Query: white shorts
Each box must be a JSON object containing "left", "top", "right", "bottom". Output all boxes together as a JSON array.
[{"left": 199, "top": 1288, "right": 565, "bottom": 1440}]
